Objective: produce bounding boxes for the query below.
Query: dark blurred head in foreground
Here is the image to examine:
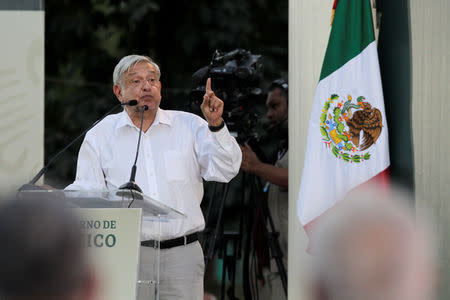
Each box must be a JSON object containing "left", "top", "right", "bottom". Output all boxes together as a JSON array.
[
  {"left": 0, "top": 196, "right": 96, "bottom": 300},
  {"left": 309, "top": 188, "right": 436, "bottom": 300}
]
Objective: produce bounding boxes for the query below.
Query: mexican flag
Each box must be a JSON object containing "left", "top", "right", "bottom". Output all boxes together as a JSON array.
[{"left": 297, "top": 0, "right": 390, "bottom": 245}]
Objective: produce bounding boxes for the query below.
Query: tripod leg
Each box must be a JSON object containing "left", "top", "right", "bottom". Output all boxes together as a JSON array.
[
  {"left": 228, "top": 237, "right": 239, "bottom": 300},
  {"left": 205, "top": 183, "right": 230, "bottom": 270},
  {"left": 242, "top": 173, "right": 255, "bottom": 300},
  {"left": 204, "top": 183, "right": 218, "bottom": 229},
  {"left": 251, "top": 176, "right": 288, "bottom": 297},
  {"left": 220, "top": 239, "right": 228, "bottom": 300},
  {"left": 201, "top": 182, "right": 218, "bottom": 249}
]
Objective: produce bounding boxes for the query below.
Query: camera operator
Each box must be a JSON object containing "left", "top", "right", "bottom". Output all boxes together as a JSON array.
[{"left": 240, "top": 79, "right": 288, "bottom": 300}]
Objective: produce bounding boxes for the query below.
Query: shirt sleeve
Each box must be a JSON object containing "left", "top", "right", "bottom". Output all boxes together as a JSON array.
[
  {"left": 65, "top": 134, "right": 107, "bottom": 191},
  {"left": 194, "top": 120, "right": 242, "bottom": 182}
]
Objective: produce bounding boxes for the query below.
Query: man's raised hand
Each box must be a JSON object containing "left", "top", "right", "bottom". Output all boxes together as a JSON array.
[{"left": 200, "top": 78, "right": 224, "bottom": 126}]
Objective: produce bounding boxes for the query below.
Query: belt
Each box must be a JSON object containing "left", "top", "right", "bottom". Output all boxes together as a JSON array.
[{"left": 140, "top": 232, "right": 198, "bottom": 249}]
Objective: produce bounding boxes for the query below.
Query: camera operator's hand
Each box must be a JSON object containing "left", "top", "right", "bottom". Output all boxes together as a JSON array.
[
  {"left": 241, "top": 143, "right": 288, "bottom": 187},
  {"left": 240, "top": 143, "right": 262, "bottom": 174},
  {"left": 201, "top": 78, "right": 224, "bottom": 127}
]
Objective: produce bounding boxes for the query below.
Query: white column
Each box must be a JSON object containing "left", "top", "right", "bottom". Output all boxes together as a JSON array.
[
  {"left": 289, "top": 1, "right": 331, "bottom": 299},
  {"left": 410, "top": 1, "right": 450, "bottom": 299},
  {"left": 0, "top": 10, "right": 44, "bottom": 193}
]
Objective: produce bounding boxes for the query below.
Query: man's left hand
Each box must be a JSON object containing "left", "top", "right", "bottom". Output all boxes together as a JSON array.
[{"left": 201, "top": 78, "right": 224, "bottom": 126}]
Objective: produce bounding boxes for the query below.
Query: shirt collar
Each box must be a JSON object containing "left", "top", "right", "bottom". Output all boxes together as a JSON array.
[
  {"left": 157, "top": 108, "right": 172, "bottom": 127},
  {"left": 115, "top": 108, "right": 172, "bottom": 131}
]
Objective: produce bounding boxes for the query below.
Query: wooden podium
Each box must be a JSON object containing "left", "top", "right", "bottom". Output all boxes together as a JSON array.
[{"left": 17, "top": 189, "right": 185, "bottom": 300}]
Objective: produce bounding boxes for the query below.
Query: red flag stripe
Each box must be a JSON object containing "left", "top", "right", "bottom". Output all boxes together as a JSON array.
[{"left": 303, "top": 166, "right": 391, "bottom": 253}]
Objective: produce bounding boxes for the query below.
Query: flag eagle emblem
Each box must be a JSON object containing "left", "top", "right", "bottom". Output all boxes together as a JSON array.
[{"left": 320, "top": 93, "right": 383, "bottom": 163}]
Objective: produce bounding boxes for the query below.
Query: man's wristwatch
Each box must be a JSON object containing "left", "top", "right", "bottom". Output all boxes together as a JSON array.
[{"left": 208, "top": 119, "right": 225, "bottom": 132}]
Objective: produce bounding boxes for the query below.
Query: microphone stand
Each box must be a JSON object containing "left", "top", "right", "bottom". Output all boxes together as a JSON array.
[
  {"left": 19, "top": 100, "right": 138, "bottom": 190},
  {"left": 117, "top": 105, "right": 148, "bottom": 200}
]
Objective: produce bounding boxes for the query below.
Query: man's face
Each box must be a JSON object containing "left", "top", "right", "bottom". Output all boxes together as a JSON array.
[
  {"left": 266, "top": 87, "right": 288, "bottom": 126},
  {"left": 113, "top": 61, "right": 162, "bottom": 115}
]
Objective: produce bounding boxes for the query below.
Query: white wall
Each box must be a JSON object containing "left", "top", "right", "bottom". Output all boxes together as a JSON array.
[
  {"left": 0, "top": 11, "right": 44, "bottom": 193},
  {"left": 410, "top": 1, "right": 450, "bottom": 298},
  {"left": 289, "top": 1, "right": 331, "bottom": 299},
  {"left": 290, "top": 0, "right": 450, "bottom": 299}
]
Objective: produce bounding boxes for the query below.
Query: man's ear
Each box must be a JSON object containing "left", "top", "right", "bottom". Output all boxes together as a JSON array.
[{"left": 113, "top": 84, "right": 122, "bottom": 101}]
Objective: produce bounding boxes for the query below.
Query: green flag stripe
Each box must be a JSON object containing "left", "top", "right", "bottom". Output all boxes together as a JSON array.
[{"left": 319, "top": 0, "right": 375, "bottom": 81}]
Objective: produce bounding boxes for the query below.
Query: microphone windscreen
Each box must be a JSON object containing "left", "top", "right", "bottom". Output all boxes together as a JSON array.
[
  {"left": 128, "top": 100, "right": 138, "bottom": 106},
  {"left": 143, "top": 105, "right": 149, "bottom": 111}
]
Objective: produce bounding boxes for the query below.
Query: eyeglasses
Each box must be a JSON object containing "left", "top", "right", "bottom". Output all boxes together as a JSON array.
[{"left": 129, "top": 77, "right": 160, "bottom": 88}]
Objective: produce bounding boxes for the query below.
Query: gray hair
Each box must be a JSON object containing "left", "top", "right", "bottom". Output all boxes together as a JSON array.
[
  {"left": 0, "top": 195, "right": 89, "bottom": 299},
  {"left": 113, "top": 54, "right": 161, "bottom": 86},
  {"left": 310, "top": 187, "right": 436, "bottom": 300}
]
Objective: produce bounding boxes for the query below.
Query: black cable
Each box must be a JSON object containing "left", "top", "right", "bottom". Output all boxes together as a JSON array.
[{"left": 127, "top": 190, "right": 135, "bottom": 208}]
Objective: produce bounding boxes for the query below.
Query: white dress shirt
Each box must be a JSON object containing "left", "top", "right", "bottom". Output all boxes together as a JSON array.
[{"left": 66, "top": 108, "right": 242, "bottom": 240}]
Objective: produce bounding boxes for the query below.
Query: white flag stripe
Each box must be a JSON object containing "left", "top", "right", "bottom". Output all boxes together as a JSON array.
[{"left": 298, "top": 41, "right": 390, "bottom": 225}]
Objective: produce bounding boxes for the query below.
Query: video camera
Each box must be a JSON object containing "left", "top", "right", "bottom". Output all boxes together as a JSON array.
[{"left": 190, "top": 49, "right": 265, "bottom": 143}]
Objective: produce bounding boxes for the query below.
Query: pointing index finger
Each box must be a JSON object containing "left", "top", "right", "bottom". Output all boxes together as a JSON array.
[{"left": 206, "top": 78, "right": 212, "bottom": 92}]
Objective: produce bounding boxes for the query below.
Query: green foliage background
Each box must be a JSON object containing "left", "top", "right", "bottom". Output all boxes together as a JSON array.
[
  {"left": 44, "top": 1, "right": 287, "bottom": 297},
  {"left": 44, "top": 0, "right": 288, "bottom": 187}
]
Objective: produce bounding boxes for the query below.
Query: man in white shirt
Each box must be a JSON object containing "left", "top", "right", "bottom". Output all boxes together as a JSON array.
[{"left": 66, "top": 54, "right": 242, "bottom": 299}]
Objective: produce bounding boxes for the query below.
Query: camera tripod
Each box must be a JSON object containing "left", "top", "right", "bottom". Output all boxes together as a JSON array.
[
  {"left": 244, "top": 174, "right": 287, "bottom": 298},
  {"left": 200, "top": 169, "right": 287, "bottom": 300},
  {"left": 201, "top": 178, "right": 243, "bottom": 300}
]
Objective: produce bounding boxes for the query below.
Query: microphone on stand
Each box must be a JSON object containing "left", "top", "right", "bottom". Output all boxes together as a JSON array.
[
  {"left": 19, "top": 100, "right": 138, "bottom": 191},
  {"left": 118, "top": 105, "right": 148, "bottom": 199}
]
